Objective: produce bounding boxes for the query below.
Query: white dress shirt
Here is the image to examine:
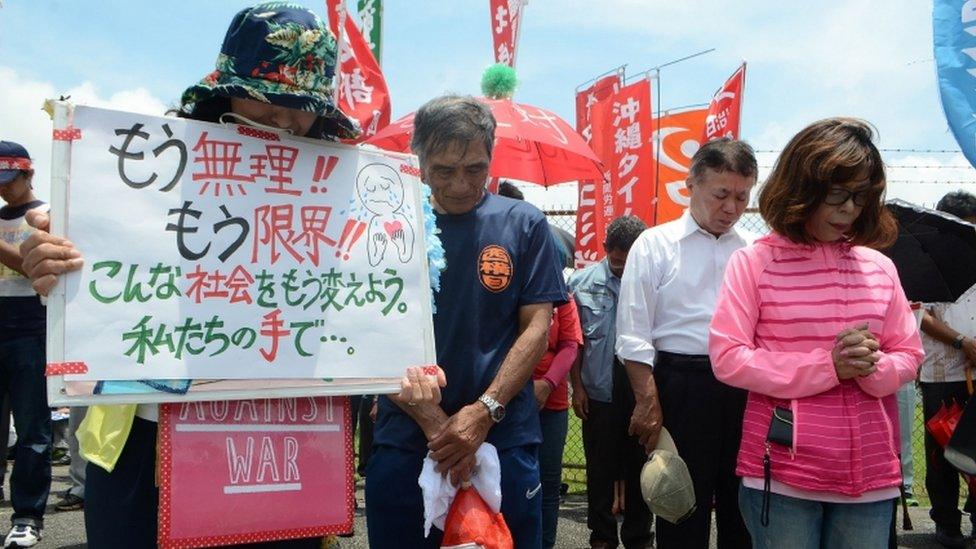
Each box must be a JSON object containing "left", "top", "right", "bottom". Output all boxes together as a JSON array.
[
  {"left": 615, "top": 210, "right": 755, "bottom": 367},
  {"left": 920, "top": 294, "right": 975, "bottom": 383}
]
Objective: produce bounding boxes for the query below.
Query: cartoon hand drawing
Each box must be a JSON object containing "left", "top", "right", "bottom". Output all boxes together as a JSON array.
[{"left": 356, "top": 163, "right": 415, "bottom": 267}]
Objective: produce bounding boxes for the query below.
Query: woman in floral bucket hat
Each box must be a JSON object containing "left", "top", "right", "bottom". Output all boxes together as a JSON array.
[
  {"left": 85, "top": 5, "right": 357, "bottom": 548},
  {"left": 180, "top": 1, "right": 360, "bottom": 141},
  {"left": 15, "top": 3, "right": 420, "bottom": 548}
]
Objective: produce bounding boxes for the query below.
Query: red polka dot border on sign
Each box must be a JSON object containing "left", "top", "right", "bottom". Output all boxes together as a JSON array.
[
  {"left": 52, "top": 126, "right": 82, "bottom": 141},
  {"left": 400, "top": 164, "right": 422, "bottom": 178},
  {"left": 45, "top": 362, "right": 88, "bottom": 375},
  {"left": 157, "top": 404, "right": 175, "bottom": 548},
  {"left": 237, "top": 125, "right": 281, "bottom": 141},
  {"left": 342, "top": 396, "right": 356, "bottom": 532}
]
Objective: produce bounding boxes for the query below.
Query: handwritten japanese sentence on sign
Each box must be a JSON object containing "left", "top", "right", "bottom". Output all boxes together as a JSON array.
[{"left": 58, "top": 105, "right": 434, "bottom": 381}]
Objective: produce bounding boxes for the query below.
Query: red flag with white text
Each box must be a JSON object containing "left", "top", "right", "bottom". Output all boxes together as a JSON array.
[
  {"left": 490, "top": 0, "right": 524, "bottom": 67},
  {"left": 326, "top": 0, "right": 391, "bottom": 141},
  {"left": 576, "top": 74, "right": 620, "bottom": 144},
  {"left": 702, "top": 63, "right": 746, "bottom": 142},
  {"left": 590, "top": 79, "right": 655, "bottom": 226},
  {"left": 573, "top": 74, "right": 620, "bottom": 268}
]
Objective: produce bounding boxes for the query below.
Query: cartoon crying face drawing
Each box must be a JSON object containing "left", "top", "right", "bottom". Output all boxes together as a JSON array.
[
  {"left": 356, "top": 163, "right": 405, "bottom": 217},
  {"left": 356, "top": 163, "right": 415, "bottom": 267}
]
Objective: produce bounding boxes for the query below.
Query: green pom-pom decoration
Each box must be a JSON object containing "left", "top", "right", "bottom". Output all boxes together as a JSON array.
[{"left": 481, "top": 64, "right": 518, "bottom": 99}]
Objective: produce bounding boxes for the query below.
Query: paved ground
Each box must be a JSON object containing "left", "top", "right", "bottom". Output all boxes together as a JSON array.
[{"left": 0, "top": 464, "right": 963, "bottom": 548}]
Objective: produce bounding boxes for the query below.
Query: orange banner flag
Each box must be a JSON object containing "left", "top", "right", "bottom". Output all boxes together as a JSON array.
[{"left": 652, "top": 108, "right": 708, "bottom": 225}]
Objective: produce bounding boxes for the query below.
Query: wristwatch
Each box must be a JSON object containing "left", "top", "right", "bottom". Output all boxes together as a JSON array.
[
  {"left": 478, "top": 394, "right": 506, "bottom": 423},
  {"left": 953, "top": 334, "right": 966, "bottom": 350}
]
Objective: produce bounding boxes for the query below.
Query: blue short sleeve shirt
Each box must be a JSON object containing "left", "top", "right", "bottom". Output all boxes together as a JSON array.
[{"left": 567, "top": 260, "right": 619, "bottom": 403}]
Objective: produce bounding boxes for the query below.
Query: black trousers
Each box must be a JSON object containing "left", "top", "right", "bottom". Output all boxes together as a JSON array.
[
  {"left": 357, "top": 395, "right": 376, "bottom": 477},
  {"left": 921, "top": 381, "right": 976, "bottom": 531},
  {"left": 582, "top": 360, "right": 653, "bottom": 548},
  {"left": 0, "top": 392, "right": 10, "bottom": 484},
  {"left": 85, "top": 417, "right": 159, "bottom": 549},
  {"left": 653, "top": 352, "right": 750, "bottom": 549}
]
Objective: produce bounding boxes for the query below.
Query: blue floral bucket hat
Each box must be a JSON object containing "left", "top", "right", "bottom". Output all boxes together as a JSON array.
[{"left": 181, "top": 2, "right": 360, "bottom": 140}]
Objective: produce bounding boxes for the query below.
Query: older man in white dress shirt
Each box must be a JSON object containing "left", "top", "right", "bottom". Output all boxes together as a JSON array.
[{"left": 616, "top": 138, "right": 758, "bottom": 549}]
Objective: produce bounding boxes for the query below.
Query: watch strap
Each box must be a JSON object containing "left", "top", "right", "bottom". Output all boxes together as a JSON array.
[{"left": 478, "top": 394, "right": 504, "bottom": 422}]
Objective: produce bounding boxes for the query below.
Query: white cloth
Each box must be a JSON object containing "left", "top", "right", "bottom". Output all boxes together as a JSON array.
[
  {"left": 741, "top": 476, "right": 900, "bottom": 504},
  {"left": 135, "top": 404, "right": 159, "bottom": 422},
  {"left": 615, "top": 210, "right": 754, "bottom": 366},
  {"left": 419, "top": 443, "right": 502, "bottom": 537}
]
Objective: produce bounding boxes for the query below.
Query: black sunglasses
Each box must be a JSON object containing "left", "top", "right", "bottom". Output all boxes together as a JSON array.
[{"left": 823, "top": 187, "right": 871, "bottom": 207}]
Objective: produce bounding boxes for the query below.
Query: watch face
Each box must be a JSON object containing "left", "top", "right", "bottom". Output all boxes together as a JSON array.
[
  {"left": 480, "top": 395, "right": 506, "bottom": 422},
  {"left": 491, "top": 406, "right": 506, "bottom": 422}
]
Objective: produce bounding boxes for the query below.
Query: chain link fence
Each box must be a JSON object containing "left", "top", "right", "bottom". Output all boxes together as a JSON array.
[{"left": 545, "top": 209, "right": 930, "bottom": 502}]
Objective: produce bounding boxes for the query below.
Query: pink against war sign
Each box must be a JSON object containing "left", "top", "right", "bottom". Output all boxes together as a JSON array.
[{"left": 158, "top": 397, "right": 353, "bottom": 548}]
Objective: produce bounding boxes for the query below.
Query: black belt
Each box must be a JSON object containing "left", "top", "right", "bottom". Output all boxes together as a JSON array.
[{"left": 654, "top": 350, "right": 712, "bottom": 372}]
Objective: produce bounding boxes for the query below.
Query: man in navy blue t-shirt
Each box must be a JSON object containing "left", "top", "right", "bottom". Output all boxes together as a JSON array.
[{"left": 366, "top": 96, "right": 567, "bottom": 549}]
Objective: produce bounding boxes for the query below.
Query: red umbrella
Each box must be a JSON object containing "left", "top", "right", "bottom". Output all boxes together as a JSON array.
[{"left": 366, "top": 98, "right": 604, "bottom": 186}]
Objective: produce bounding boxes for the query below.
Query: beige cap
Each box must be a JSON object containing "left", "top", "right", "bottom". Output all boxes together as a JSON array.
[{"left": 639, "top": 428, "right": 696, "bottom": 524}]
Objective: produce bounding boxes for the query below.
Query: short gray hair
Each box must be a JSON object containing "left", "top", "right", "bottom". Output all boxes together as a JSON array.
[
  {"left": 688, "top": 138, "right": 757, "bottom": 185},
  {"left": 410, "top": 95, "right": 496, "bottom": 165}
]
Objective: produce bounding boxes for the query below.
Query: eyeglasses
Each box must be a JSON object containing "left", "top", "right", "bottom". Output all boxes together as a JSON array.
[{"left": 823, "top": 187, "right": 871, "bottom": 207}]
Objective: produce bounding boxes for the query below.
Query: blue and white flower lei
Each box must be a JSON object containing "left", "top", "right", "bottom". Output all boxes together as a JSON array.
[{"left": 422, "top": 183, "right": 446, "bottom": 309}]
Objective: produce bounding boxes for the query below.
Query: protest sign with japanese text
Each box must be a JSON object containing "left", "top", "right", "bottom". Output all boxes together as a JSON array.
[
  {"left": 158, "top": 396, "right": 353, "bottom": 548},
  {"left": 45, "top": 104, "right": 435, "bottom": 401}
]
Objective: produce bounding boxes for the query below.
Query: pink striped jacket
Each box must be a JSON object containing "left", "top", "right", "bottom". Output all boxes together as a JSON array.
[{"left": 709, "top": 233, "right": 923, "bottom": 496}]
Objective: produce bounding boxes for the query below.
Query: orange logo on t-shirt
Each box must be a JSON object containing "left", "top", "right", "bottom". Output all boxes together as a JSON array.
[{"left": 478, "top": 245, "right": 513, "bottom": 292}]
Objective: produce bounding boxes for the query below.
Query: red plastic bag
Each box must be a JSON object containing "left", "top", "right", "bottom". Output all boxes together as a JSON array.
[
  {"left": 927, "top": 401, "right": 963, "bottom": 448},
  {"left": 440, "top": 486, "right": 513, "bottom": 549}
]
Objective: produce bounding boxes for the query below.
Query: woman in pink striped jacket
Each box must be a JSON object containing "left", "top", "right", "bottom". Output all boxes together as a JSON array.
[{"left": 709, "top": 118, "right": 924, "bottom": 549}]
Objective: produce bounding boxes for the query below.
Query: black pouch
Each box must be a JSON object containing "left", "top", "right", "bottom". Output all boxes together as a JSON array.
[
  {"left": 761, "top": 406, "right": 793, "bottom": 527},
  {"left": 766, "top": 407, "right": 794, "bottom": 448}
]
